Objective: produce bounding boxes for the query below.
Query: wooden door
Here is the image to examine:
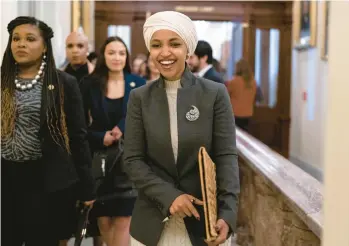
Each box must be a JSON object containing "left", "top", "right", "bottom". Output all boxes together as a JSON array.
[{"left": 243, "top": 9, "right": 292, "bottom": 157}]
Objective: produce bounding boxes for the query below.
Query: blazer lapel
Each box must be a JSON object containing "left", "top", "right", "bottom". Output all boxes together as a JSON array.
[
  {"left": 123, "top": 74, "right": 132, "bottom": 115},
  {"left": 40, "top": 80, "right": 59, "bottom": 129},
  {"left": 101, "top": 92, "right": 112, "bottom": 128},
  {"left": 153, "top": 79, "right": 178, "bottom": 178},
  {"left": 176, "top": 68, "right": 201, "bottom": 175}
]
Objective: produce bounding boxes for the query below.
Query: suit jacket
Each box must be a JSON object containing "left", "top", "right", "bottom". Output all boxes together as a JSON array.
[
  {"left": 203, "top": 66, "right": 224, "bottom": 83},
  {"left": 39, "top": 70, "right": 96, "bottom": 201},
  {"left": 123, "top": 67, "right": 240, "bottom": 246},
  {"left": 80, "top": 73, "right": 146, "bottom": 152},
  {"left": 61, "top": 61, "right": 95, "bottom": 74}
]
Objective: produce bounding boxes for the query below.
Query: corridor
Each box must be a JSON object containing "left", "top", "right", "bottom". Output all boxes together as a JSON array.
[
  {"left": 1, "top": 1, "right": 349, "bottom": 246},
  {"left": 67, "top": 236, "right": 241, "bottom": 246}
]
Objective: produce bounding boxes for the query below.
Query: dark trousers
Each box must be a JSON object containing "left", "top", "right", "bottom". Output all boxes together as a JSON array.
[
  {"left": 235, "top": 117, "right": 250, "bottom": 132},
  {"left": 1, "top": 159, "right": 76, "bottom": 246},
  {"left": 4, "top": 238, "right": 58, "bottom": 246}
]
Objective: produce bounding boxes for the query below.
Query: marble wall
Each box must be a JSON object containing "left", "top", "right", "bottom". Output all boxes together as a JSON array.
[
  {"left": 236, "top": 129, "right": 322, "bottom": 246},
  {"left": 237, "top": 158, "right": 321, "bottom": 246}
]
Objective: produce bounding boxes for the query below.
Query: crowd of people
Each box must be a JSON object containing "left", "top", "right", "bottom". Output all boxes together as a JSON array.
[{"left": 1, "top": 10, "right": 259, "bottom": 246}]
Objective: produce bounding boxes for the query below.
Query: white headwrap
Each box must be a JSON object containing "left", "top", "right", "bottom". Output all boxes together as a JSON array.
[{"left": 143, "top": 11, "right": 198, "bottom": 55}]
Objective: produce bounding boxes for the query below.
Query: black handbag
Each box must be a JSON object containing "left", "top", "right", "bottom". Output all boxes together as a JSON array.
[{"left": 91, "top": 139, "right": 124, "bottom": 192}]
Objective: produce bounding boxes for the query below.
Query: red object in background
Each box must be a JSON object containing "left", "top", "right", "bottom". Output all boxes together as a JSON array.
[{"left": 303, "top": 91, "right": 307, "bottom": 101}]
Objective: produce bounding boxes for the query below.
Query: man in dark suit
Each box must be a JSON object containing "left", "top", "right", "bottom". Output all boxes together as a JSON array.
[
  {"left": 187, "top": 40, "right": 224, "bottom": 83},
  {"left": 62, "top": 31, "right": 95, "bottom": 83}
]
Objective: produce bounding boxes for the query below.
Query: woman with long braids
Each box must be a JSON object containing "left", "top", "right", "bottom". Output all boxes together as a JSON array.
[{"left": 1, "top": 16, "right": 96, "bottom": 245}]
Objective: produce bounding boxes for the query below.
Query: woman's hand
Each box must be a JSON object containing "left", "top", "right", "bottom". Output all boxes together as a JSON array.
[
  {"left": 103, "top": 131, "right": 116, "bottom": 146},
  {"left": 169, "top": 194, "right": 203, "bottom": 220},
  {"left": 205, "top": 219, "right": 230, "bottom": 246},
  {"left": 83, "top": 200, "right": 95, "bottom": 207},
  {"left": 111, "top": 126, "right": 123, "bottom": 140}
]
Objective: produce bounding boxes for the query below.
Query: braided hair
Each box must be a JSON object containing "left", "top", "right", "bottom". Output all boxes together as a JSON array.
[{"left": 1, "top": 16, "right": 70, "bottom": 153}]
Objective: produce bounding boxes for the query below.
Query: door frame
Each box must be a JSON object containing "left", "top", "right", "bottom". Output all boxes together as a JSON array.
[{"left": 242, "top": 3, "right": 293, "bottom": 157}]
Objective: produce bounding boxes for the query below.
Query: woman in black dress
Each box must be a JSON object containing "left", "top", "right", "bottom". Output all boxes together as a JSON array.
[{"left": 80, "top": 36, "right": 145, "bottom": 245}]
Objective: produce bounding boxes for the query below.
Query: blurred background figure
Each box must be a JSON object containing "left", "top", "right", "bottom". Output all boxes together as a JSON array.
[
  {"left": 144, "top": 53, "right": 160, "bottom": 83},
  {"left": 187, "top": 40, "right": 224, "bottom": 83},
  {"left": 138, "top": 60, "right": 147, "bottom": 78},
  {"left": 226, "top": 59, "right": 257, "bottom": 132},
  {"left": 63, "top": 31, "right": 94, "bottom": 83},
  {"left": 212, "top": 58, "right": 227, "bottom": 82},
  {"left": 212, "top": 58, "right": 223, "bottom": 73},
  {"left": 88, "top": 51, "right": 98, "bottom": 66},
  {"left": 131, "top": 53, "right": 147, "bottom": 77}
]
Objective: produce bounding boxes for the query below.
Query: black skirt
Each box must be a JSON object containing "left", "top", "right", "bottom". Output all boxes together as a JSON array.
[
  {"left": 87, "top": 191, "right": 136, "bottom": 237},
  {"left": 91, "top": 196, "right": 136, "bottom": 218},
  {"left": 91, "top": 154, "right": 137, "bottom": 218},
  {"left": 1, "top": 159, "right": 77, "bottom": 242}
]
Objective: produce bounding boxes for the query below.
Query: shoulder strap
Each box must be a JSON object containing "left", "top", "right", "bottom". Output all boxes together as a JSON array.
[{"left": 106, "top": 139, "right": 124, "bottom": 173}]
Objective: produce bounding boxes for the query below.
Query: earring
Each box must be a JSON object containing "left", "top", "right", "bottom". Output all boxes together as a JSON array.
[{"left": 43, "top": 53, "right": 47, "bottom": 60}]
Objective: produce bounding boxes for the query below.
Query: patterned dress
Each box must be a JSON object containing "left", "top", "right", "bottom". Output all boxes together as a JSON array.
[{"left": 1, "top": 79, "right": 42, "bottom": 161}]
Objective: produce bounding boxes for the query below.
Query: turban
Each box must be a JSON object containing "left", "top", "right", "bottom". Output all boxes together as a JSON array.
[{"left": 143, "top": 11, "right": 198, "bottom": 55}]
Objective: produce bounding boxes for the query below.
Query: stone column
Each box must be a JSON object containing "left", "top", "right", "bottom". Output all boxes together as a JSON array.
[{"left": 322, "top": 1, "right": 349, "bottom": 245}]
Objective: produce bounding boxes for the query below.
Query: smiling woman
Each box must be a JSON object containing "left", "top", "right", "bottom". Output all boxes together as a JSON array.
[
  {"left": 124, "top": 11, "right": 239, "bottom": 246},
  {"left": 149, "top": 30, "right": 188, "bottom": 81}
]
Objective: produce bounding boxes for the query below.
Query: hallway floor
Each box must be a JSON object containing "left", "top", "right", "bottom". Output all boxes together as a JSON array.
[{"left": 67, "top": 235, "right": 240, "bottom": 245}]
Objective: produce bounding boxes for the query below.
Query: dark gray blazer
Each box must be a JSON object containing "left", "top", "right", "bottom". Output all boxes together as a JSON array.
[{"left": 123, "top": 67, "right": 240, "bottom": 246}]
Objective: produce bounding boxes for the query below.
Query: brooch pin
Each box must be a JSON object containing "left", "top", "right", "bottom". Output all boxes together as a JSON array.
[
  {"left": 48, "top": 84, "right": 54, "bottom": 90},
  {"left": 186, "top": 105, "right": 200, "bottom": 121},
  {"left": 130, "top": 82, "right": 136, "bottom": 88}
]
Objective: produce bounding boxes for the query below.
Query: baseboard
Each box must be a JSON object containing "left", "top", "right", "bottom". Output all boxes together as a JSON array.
[{"left": 289, "top": 156, "right": 323, "bottom": 182}]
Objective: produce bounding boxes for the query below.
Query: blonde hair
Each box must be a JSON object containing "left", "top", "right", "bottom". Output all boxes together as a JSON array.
[{"left": 235, "top": 59, "right": 254, "bottom": 88}]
